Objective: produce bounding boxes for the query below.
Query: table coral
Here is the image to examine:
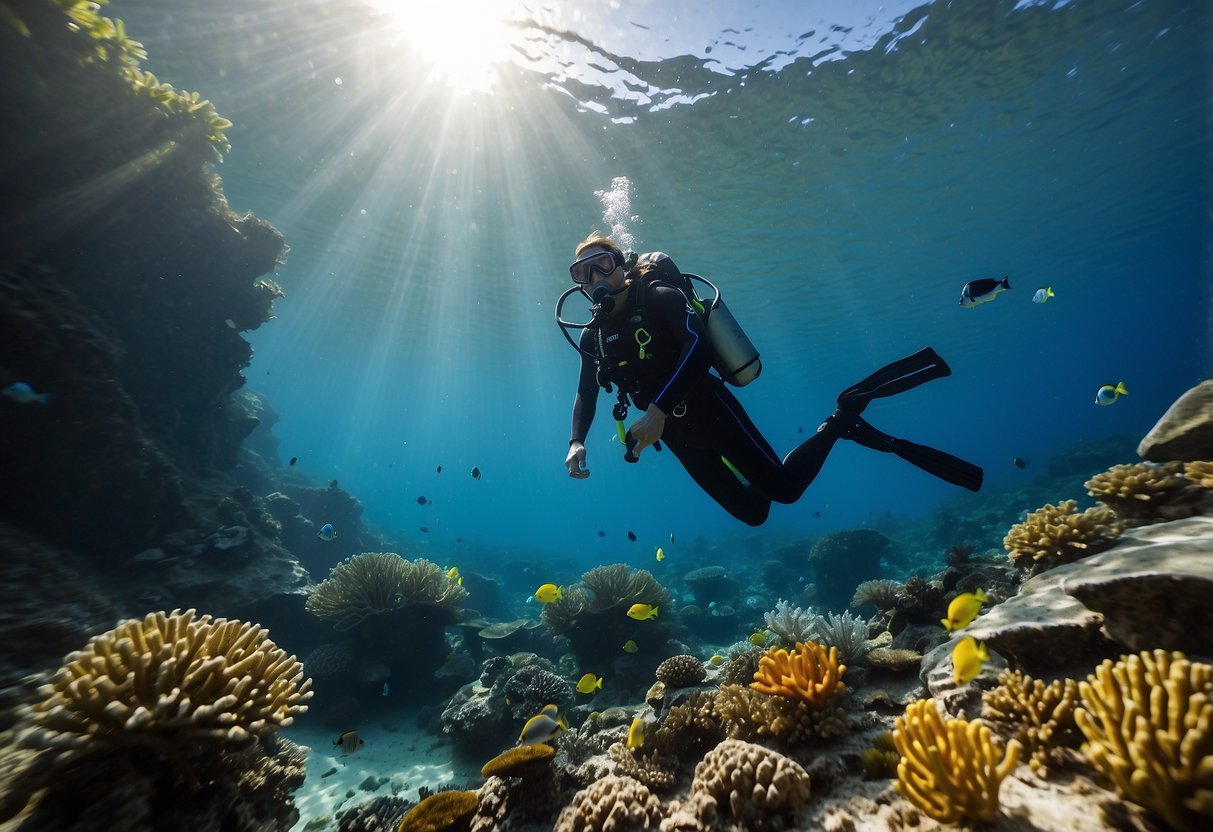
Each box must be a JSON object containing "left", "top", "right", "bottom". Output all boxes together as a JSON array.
[
  {"left": 396, "top": 790, "right": 478, "bottom": 832},
  {"left": 1075, "top": 649, "right": 1213, "bottom": 831},
  {"left": 750, "top": 640, "right": 845, "bottom": 710},
  {"left": 1003, "top": 499, "right": 1123, "bottom": 573},
  {"left": 893, "top": 698, "right": 1022, "bottom": 825},
  {"left": 690, "top": 739, "right": 812, "bottom": 829}
]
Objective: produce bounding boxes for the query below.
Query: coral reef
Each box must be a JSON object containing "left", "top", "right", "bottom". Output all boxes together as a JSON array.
[
  {"left": 859, "top": 732, "right": 900, "bottom": 779},
  {"left": 1085, "top": 461, "right": 1207, "bottom": 523},
  {"left": 812, "top": 611, "right": 871, "bottom": 665},
  {"left": 982, "top": 669, "right": 1080, "bottom": 774},
  {"left": 715, "top": 684, "right": 848, "bottom": 745},
  {"left": 1074, "top": 649, "right": 1213, "bottom": 831},
  {"left": 762, "top": 599, "right": 819, "bottom": 647},
  {"left": 1186, "top": 459, "right": 1213, "bottom": 487},
  {"left": 1003, "top": 500, "right": 1123, "bottom": 574},
  {"left": 581, "top": 563, "right": 671, "bottom": 612},
  {"left": 608, "top": 741, "right": 679, "bottom": 790},
  {"left": 682, "top": 566, "right": 736, "bottom": 604},
  {"left": 850, "top": 579, "right": 902, "bottom": 613},
  {"left": 750, "top": 641, "right": 846, "bottom": 709},
  {"left": 306, "top": 553, "right": 467, "bottom": 632},
  {"left": 553, "top": 774, "right": 665, "bottom": 831},
  {"left": 808, "top": 529, "right": 890, "bottom": 611},
  {"left": 396, "top": 790, "right": 479, "bottom": 832},
  {"left": 655, "top": 655, "right": 707, "bottom": 689},
  {"left": 690, "top": 739, "right": 812, "bottom": 829},
  {"left": 480, "top": 743, "right": 555, "bottom": 778},
  {"left": 337, "top": 795, "right": 413, "bottom": 832},
  {"left": 893, "top": 698, "right": 1022, "bottom": 825}
]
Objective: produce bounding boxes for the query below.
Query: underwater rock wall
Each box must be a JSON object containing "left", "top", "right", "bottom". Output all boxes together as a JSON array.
[{"left": 0, "top": 0, "right": 286, "bottom": 555}]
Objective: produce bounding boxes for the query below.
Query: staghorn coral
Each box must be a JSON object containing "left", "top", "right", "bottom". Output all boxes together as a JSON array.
[
  {"left": 1003, "top": 500, "right": 1123, "bottom": 573},
  {"left": 715, "top": 684, "right": 847, "bottom": 745},
  {"left": 582, "top": 563, "right": 671, "bottom": 611},
  {"left": 554, "top": 774, "right": 665, "bottom": 831},
  {"left": 893, "top": 698, "right": 1022, "bottom": 825},
  {"left": 750, "top": 641, "right": 845, "bottom": 710},
  {"left": 480, "top": 744, "right": 555, "bottom": 778},
  {"left": 1085, "top": 461, "right": 1201, "bottom": 523},
  {"left": 307, "top": 553, "right": 467, "bottom": 632},
  {"left": 396, "top": 790, "right": 479, "bottom": 832},
  {"left": 1074, "top": 649, "right": 1213, "bottom": 831},
  {"left": 1184, "top": 460, "right": 1213, "bottom": 488},
  {"left": 691, "top": 739, "right": 812, "bottom": 829},
  {"left": 762, "top": 599, "right": 820, "bottom": 647},
  {"left": 23, "top": 608, "right": 311, "bottom": 750},
  {"left": 655, "top": 654, "right": 707, "bottom": 688},
  {"left": 850, "top": 579, "right": 902, "bottom": 613},
  {"left": 982, "top": 669, "right": 1080, "bottom": 774}
]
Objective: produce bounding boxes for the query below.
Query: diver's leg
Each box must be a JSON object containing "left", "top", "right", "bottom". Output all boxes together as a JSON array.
[{"left": 665, "top": 440, "right": 772, "bottom": 526}]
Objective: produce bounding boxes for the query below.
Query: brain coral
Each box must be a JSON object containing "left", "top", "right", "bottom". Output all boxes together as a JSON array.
[
  {"left": 306, "top": 553, "right": 467, "bottom": 632},
  {"left": 691, "top": 738, "right": 812, "bottom": 827},
  {"left": 655, "top": 655, "right": 707, "bottom": 688},
  {"left": 553, "top": 774, "right": 665, "bottom": 831},
  {"left": 24, "top": 608, "right": 311, "bottom": 749},
  {"left": 1003, "top": 500, "right": 1123, "bottom": 573}
]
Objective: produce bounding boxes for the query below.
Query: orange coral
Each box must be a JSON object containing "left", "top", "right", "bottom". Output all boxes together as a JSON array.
[{"left": 750, "top": 640, "right": 845, "bottom": 710}]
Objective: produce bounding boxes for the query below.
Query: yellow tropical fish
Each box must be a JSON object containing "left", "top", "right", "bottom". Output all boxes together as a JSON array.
[
  {"left": 534, "top": 583, "right": 563, "bottom": 603},
  {"left": 951, "top": 636, "right": 990, "bottom": 685},
  {"left": 626, "top": 603, "right": 658, "bottom": 621},
  {"left": 626, "top": 717, "right": 647, "bottom": 750},
  {"left": 519, "top": 704, "right": 567, "bottom": 745},
  {"left": 747, "top": 631, "right": 768, "bottom": 646},
  {"left": 447, "top": 566, "right": 462, "bottom": 585},
  {"left": 622, "top": 639, "right": 639, "bottom": 654},
  {"left": 941, "top": 588, "right": 988, "bottom": 632},
  {"left": 707, "top": 654, "right": 725, "bottom": 666},
  {"left": 576, "top": 672, "right": 603, "bottom": 694},
  {"left": 655, "top": 547, "right": 664, "bottom": 562}
]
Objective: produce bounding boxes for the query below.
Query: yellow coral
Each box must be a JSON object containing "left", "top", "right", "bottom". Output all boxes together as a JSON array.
[
  {"left": 1185, "top": 460, "right": 1213, "bottom": 488},
  {"left": 306, "top": 553, "right": 468, "bottom": 631},
  {"left": 1085, "top": 461, "right": 1200, "bottom": 522},
  {"left": 750, "top": 640, "right": 845, "bottom": 710},
  {"left": 1003, "top": 499, "right": 1123, "bottom": 572},
  {"left": 397, "top": 790, "right": 479, "bottom": 832},
  {"left": 24, "top": 609, "right": 311, "bottom": 750},
  {"left": 893, "top": 699, "right": 1022, "bottom": 825},
  {"left": 982, "top": 669, "right": 1079, "bottom": 774},
  {"left": 1074, "top": 650, "right": 1213, "bottom": 831}
]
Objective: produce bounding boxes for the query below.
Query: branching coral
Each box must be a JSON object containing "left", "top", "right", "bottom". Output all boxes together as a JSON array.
[
  {"left": 715, "top": 684, "right": 847, "bottom": 745},
  {"left": 655, "top": 655, "right": 707, "bottom": 688},
  {"left": 750, "top": 641, "right": 845, "bottom": 710},
  {"left": 893, "top": 698, "right": 1022, "bottom": 825},
  {"left": 1085, "top": 461, "right": 1202, "bottom": 523},
  {"left": 762, "top": 599, "right": 820, "bottom": 647},
  {"left": 982, "top": 669, "right": 1080, "bottom": 774},
  {"left": 813, "top": 611, "right": 871, "bottom": 664},
  {"left": 1184, "top": 460, "right": 1213, "bottom": 488},
  {"left": 306, "top": 553, "right": 467, "bottom": 632},
  {"left": 608, "top": 742, "right": 678, "bottom": 790},
  {"left": 691, "top": 739, "right": 812, "bottom": 829},
  {"left": 1074, "top": 649, "right": 1213, "bottom": 831},
  {"left": 553, "top": 774, "right": 665, "bottom": 831},
  {"left": 1003, "top": 500, "right": 1123, "bottom": 573},
  {"left": 851, "top": 579, "right": 903, "bottom": 612},
  {"left": 23, "top": 609, "right": 311, "bottom": 750}
]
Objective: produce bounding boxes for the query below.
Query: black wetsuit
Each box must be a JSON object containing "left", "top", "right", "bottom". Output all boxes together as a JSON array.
[{"left": 569, "top": 253, "right": 840, "bottom": 526}]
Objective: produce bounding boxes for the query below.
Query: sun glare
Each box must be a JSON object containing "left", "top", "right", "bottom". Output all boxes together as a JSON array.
[{"left": 362, "top": 0, "right": 526, "bottom": 93}]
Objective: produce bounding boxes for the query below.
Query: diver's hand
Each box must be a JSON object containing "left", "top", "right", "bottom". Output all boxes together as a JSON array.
[
  {"left": 628, "top": 404, "right": 667, "bottom": 459},
  {"left": 566, "top": 441, "right": 590, "bottom": 479}
]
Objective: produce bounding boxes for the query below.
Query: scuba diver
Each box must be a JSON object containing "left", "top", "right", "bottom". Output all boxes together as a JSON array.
[{"left": 557, "top": 232, "right": 983, "bottom": 526}]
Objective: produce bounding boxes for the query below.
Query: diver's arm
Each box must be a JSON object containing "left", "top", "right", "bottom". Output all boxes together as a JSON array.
[{"left": 648, "top": 285, "right": 714, "bottom": 414}]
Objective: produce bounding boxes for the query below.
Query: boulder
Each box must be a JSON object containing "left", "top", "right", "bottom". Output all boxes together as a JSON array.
[{"left": 1137, "top": 380, "right": 1213, "bottom": 461}]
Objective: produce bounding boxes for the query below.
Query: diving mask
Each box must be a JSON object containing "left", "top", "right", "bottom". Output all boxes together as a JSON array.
[{"left": 569, "top": 249, "right": 623, "bottom": 285}]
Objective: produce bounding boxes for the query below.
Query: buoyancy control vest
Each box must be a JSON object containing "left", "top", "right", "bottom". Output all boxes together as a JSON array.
[{"left": 556, "top": 251, "right": 762, "bottom": 391}]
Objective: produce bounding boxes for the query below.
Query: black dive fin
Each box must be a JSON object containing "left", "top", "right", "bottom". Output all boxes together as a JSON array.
[
  {"left": 848, "top": 418, "right": 983, "bottom": 492},
  {"left": 837, "top": 347, "right": 952, "bottom": 409}
]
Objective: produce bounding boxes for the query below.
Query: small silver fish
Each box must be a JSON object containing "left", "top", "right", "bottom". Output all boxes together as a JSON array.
[{"left": 382, "top": 682, "right": 390, "bottom": 697}]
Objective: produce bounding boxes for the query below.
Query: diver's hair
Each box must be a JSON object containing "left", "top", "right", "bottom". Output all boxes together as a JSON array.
[{"left": 574, "top": 232, "right": 623, "bottom": 260}]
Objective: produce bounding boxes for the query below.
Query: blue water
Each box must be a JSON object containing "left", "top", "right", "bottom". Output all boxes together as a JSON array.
[{"left": 121, "top": 0, "right": 1209, "bottom": 572}]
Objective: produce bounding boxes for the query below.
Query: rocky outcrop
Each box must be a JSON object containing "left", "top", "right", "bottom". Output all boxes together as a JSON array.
[{"left": 1137, "top": 380, "right": 1213, "bottom": 462}]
